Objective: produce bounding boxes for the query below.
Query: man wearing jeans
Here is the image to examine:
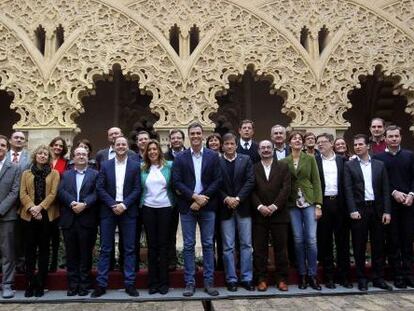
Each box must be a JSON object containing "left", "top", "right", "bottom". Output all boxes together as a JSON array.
[
  {"left": 172, "top": 122, "right": 221, "bottom": 297},
  {"left": 218, "top": 133, "right": 255, "bottom": 292}
]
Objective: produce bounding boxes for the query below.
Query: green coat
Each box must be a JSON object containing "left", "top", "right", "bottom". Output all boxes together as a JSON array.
[
  {"left": 140, "top": 160, "right": 175, "bottom": 208},
  {"left": 281, "top": 152, "right": 323, "bottom": 207}
]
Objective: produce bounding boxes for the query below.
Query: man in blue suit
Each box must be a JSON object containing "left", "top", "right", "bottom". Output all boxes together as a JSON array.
[
  {"left": 58, "top": 147, "right": 99, "bottom": 296},
  {"left": 92, "top": 136, "right": 141, "bottom": 297},
  {"left": 172, "top": 122, "right": 221, "bottom": 297}
]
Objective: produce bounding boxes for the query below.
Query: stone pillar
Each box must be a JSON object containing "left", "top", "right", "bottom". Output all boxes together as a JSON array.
[{"left": 24, "top": 128, "right": 78, "bottom": 151}]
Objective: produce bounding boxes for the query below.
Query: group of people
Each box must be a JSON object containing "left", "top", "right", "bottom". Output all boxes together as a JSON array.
[{"left": 0, "top": 116, "right": 413, "bottom": 299}]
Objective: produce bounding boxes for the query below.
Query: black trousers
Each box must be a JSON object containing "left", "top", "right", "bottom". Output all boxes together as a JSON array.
[
  {"left": 24, "top": 211, "right": 51, "bottom": 288},
  {"left": 62, "top": 220, "right": 97, "bottom": 290},
  {"left": 389, "top": 203, "right": 414, "bottom": 280},
  {"left": 317, "top": 196, "right": 351, "bottom": 281},
  {"left": 50, "top": 218, "right": 60, "bottom": 270},
  {"left": 142, "top": 206, "right": 172, "bottom": 289},
  {"left": 167, "top": 206, "right": 180, "bottom": 267},
  {"left": 351, "top": 202, "right": 385, "bottom": 281},
  {"left": 253, "top": 218, "right": 289, "bottom": 283}
]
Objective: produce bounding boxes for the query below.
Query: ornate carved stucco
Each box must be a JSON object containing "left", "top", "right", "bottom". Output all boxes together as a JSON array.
[{"left": 0, "top": 0, "right": 414, "bottom": 133}]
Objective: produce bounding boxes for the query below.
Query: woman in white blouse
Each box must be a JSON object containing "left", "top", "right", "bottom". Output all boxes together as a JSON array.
[{"left": 140, "top": 139, "right": 174, "bottom": 295}]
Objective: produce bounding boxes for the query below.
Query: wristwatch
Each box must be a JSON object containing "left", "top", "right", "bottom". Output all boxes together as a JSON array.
[{"left": 316, "top": 204, "right": 322, "bottom": 209}]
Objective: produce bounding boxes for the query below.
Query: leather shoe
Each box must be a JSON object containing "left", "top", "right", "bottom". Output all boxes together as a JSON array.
[
  {"left": 226, "top": 282, "right": 238, "bottom": 292},
  {"left": 240, "top": 281, "right": 255, "bottom": 291},
  {"left": 298, "top": 275, "right": 307, "bottom": 289},
  {"left": 183, "top": 284, "right": 195, "bottom": 297},
  {"left": 373, "top": 280, "right": 393, "bottom": 291},
  {"left": 78, "top": 288, "right": 89, "bottom": 296},
  {"left": 34, "top": 287, "right": 44, "bottom": 297},
  {"left": 159, "top": 285, "right": 169, "bottom": 295},
  {"left": 277, "top": 281, "right": 288, "bottom": 291},
  {"left": 339, "top": 280, "right": 353, "bottom": 289},
  {"left": 91, "top": 286, "right": 106, "bottom": 298},
  {"left": 24, "top": 287, "right": 34, "bottom": 298},
  {"left": 148, "top": 287, "right": 158, "bottom": 295},
  {"left": 204, "top": 286, "right": 219, "bottom": 296},
  {"left": 325, "top": 279, "right": 336, "bottom": 289},
  {"left": 405, "top": 278, "right": 414, "bottom": 288},
  {"left": 257, "top": 281, "right": 268, "bottom": 292},
  {"left": 125, "top": 285, "right": 139, "bottom": 297},
  {"left": 358, "top": 279, "right": 368, "bottom": 291},
  {"left": 67, "top": 288, "right": 78, "bottom": 296},
  {"left": 308, "top": 276, "right": 321, "bottom": 290},
  {"left": 394, "top": 278, "right": 407, "bottom": 289}
]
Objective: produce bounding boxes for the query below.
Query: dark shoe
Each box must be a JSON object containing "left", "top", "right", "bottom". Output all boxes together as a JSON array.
[
  {"left": 204, "top": 286, "right": 219, "bottom": 296},
  {"left": 325, "top": 279, "right": 336, "bottom": 289},
  {"left": 307, "top": 276, "right": 321, "bottom": 291},
  {"left": 159, "top": 286, "right": 169, "bottom": 295},
  {"left": 358, "top": 279, "right": 368, "bottom": 291},
  {"left": 125, "top": 285, "right": 139, "bottom": 297},
  {"left": 34, "top": 287, "right": 44, "bottom": 297},
  {"left": 298, "top": 275, "right": 307, "bottom": 290},
  {"left": 277, "top": 281, "right": 288, "bottom": 291},
  {"left": 240, "top": 281, "right": 255, "bottom": 291},
  {"left": 373, "top": 280, "right": 393, "bottom": 291},
  {"left": 183, "top": 284, "right": 195, "bottom": 297},
  {"left": 91, "top": 286, "right": 106, "bottom": 298},
  {"left": 24, "top": 287, "right": 34, "bottom": 298},
  {"left": 339, "top": 280, "right": 353, "bottom": 289},
  {"left": 148, "top": 287, "right": 158, "bottom": 295},
  {"left": 405, "top": 278, "right": 414, "bottom": 288},
  {"left": 78, "top": 288, "right": 89, "bottom": 296},
  {"left": 257, "top": 281, "right": 268, "bottom": 292},
  {"left": 67, "top": 288, "right": 78, "bottom": 296},
  {"left": 394, "top": 278, "right": 407, "bottom": 289},
  {"left": 226, "top": 282, "right": 238, "bottom": 292}
]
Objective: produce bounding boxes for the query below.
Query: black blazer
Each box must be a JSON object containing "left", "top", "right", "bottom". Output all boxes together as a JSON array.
[
  {"left": 58, "top": 168, "right": 99, "bottom": 229},
  {"left": 315, "top": 154, "right": 347, "bottom": 213},
  {"left": 236, "top": 141, "right": 260, "bottom": 164},
  {"left": 218, "top": 154, "right": 255, "bottom": 219},
  {"left": 344, "top": 157, "right": 391, "bottom": 216}
]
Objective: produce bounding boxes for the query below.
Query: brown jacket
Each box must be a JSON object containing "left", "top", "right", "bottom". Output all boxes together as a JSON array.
[
  {"left": 251, "top": 159, "right": 291, "bottom": 223},
  {"left": 19, "top": 169, "right": 60, "bottom": 222}
]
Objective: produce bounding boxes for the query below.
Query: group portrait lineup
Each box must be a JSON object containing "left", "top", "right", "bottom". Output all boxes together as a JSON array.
[{"left": 0, "top": 116, "right": 413, "bottom": 300}]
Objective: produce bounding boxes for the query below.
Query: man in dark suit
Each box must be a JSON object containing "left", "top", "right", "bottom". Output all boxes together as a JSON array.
[
  {"left": 92, "top": 136, "right": 141, "bottom": 298},
  {"left": 218, "top": 133, "right": 255, "bottom": 292},
  {"left": 163, "top": 129, "right": 186, "bottom": 271},
  {"left": 315, "top": 133, "right": 351, "bottom": 289},
  {"left": 58, "top": 146, "right": 99, "bottom": 296},
  {"left": 172, "top": 122, "right": 221, "bottom": 297},
  {"left": 236, "top": 119, "right": 260, "bottom": 164},
  {"left": 374, "top": 125, "right": 414, "bottom": 288},
  {"left": 251, "top": 140, "right": 291, "bottom": 292},
  {"left": 344, "top": 134, "right": 392, "bottom": 291},
  {"left": 271, "top": 124, "right": 290, "bottom": 160},
  {"left": 0, "top": 135, "right": 21, "bottom": 298}
]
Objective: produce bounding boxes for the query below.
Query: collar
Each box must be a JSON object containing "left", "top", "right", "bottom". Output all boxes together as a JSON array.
[
  {"left": 190, "top": 147, "right": 203, "bottom": 157},
  {"left": 116, "top": 156, "right": 128, "bottom": 164},
  {"left": 109, "top": 146, "right": 115, "bottom": 153},
  {"left": 0, "top": 158, "right": 5, "bottom": 167},
  {"left": 321, "top": 152, "right": 336, "bottom": 161},
  {"left": 75, "top": 167, "right": 87, "bottom": 174},
  {"left": 274, "top": 144, "right": 286, "bottom": 152},
  {"left": 385, "top": 146, "right": 401, "bottom": 155},
  {"left": 261, "top": 159, "right": 273, "bottom": 168},
  {"left": 223, "top": 152, "right": 237, "bottom": 162},
  {"left": 370, "top": 136, "right": 385, "bottom": 144},
  {"left": 240, "top": 139, "right": 252, "bottom": 146},
  {"left": 357, "top": 155, "right": 371, "bottom": 164}
]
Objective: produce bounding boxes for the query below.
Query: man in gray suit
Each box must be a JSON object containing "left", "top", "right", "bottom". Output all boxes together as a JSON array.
[{"left": 0, "top": 135, "right": 21, "bottom": 298}]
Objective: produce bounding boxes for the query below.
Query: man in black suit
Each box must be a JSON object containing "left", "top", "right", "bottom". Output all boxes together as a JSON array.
[
  {"left": 218, "top": 133, "right": 255, "bottom": 292},
  {"left": 58, "top": 147, "right": 99, "bottom": 296},
  {"left": 271, "top": 124, "right": 290, "bottom": 160},
  {"left": 315, "top": 133, "right": 351, "bottom": 289},
  {"left": 236, "top": 119, "right": 260, "bottom": 164},
  {"left": 344, "top": 134, "right": 392, "bottom": 291}
]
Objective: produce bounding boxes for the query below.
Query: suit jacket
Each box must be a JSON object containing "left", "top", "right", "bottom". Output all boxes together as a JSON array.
[
  {"left": 282, "top": 152, "right": 323, "bottom": 207},
  {"left": 95, "top": 147, "right": 138, "bottom": 170},
  {"left": 236, "top": 141, "right": 260, "bottom": 164},
  {"left": 96, "top": 157, "right": 141, "bottom": 218},
  {"left": 218, "top": 154, "right": 255, "bottom": 219},
  {"left": 172, "top": 148, "right": 221, "bottom": 214},
  {"left": 164, "top": 148, "right": 185, "bottom": 161},
  {"left": 58, "top": 168, "right": 99, "bottom": 229},
  {"left": 19, "top": 169, "right": 60, "bottom": 222},
  {"left": 315, "top": 154, "right": 347, "bottom": 214},
  {"left": 0, "top": 160, "right": 21, "bottom": 221},
  {"left": 6, "top": 149, "right": 31, "bottom": 172},
  {"left": 251, "top": 160, "right": 291, "bottom": 223},
  {"left": 344, "top": 157, "right": 391, "bottom": 216}
]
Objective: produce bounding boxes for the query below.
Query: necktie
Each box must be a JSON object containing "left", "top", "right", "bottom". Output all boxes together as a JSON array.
[
  {"left": 12, "top": 152, "right": 19, "bottom": 163},
  {"left": 244, "top": 142, "right": 249, "bottom": 150}
]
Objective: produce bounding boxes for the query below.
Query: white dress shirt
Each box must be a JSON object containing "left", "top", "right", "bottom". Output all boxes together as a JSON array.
[
  {"left": 358, "top": 156, "right": 375, "bottom": 201},
  {"left": 240, "top": 139, "right": 252, "bottom": 150},
  {"left": 108, "top": 146, "right": 116, "bottom": 160},
  {"left": 261, "top": 160, "right": 273, "bottom": 181},
  {"left": 274, "top": 145, "right": 287, "bottom": 160},
  {"left": 144, "top": 165, "right": 171, "bottom": 208},
  {"left": 75, "top": 169, "right": 86, "bottom": 202},
  {"left": 321, "top": 153, "right": 338, "bottom": 196},
  {"left": 191, "top": 148, "right": 203, "bottom": 194},
  {"left": 115, "top": 157, "right": 127, "bottom": 202},
  {"left": 0, "top": 158, "right": 5, "bottom": 172}
]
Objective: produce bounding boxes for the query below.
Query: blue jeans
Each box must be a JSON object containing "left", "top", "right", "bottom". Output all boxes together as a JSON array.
[
  {"left": 221, "top": 213, "right": 253, "bottom": 283},
  {"left": 180, "top": 210, "right": 215, "bottom": 287},
  {"left": 289, "top": 206, "right": 318, "bottom": 276},
  {"left": 96, "top": 214, "right": 136, "bottom": 287}
]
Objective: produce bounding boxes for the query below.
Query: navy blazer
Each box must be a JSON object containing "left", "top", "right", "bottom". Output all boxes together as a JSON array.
[
  {"left": 218, "top": 154, "right": 255, "bottom": 219},
  {"left": 96, "top": 157, "right": 141, "bottom": 218},
  {"left": 172, "top": 148, "right": 221, "bottom": 214},
  {"left": 344, "top": 157, "right": 391, "bottom": 216},
  {"left": 273, "top": 145, "right": 291, "bottom": 160},
  {"left": 236, "top": 141, "right": 260, "bottom": 164},
  {"left": 58, "top": 168, "right": 99, "bottom": 229},
  {"left": 95, "top": 148, "right": 138, "bottom": 170}
]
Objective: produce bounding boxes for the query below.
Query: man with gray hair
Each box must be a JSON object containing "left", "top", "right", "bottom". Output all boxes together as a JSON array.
[
  {"left": 270, "top": 124, "right": 290, "bottom": 160},
  {"left": 0, "top": 134, "right": 21, "bottom": 298}
]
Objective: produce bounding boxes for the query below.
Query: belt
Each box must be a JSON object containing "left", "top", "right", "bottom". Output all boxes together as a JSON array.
[
  {"left": 324, "top": 195, "right": 337, "bottom": 200},
  {"left": 364, "top": 200, "right": 374, "bottom": 207}
]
